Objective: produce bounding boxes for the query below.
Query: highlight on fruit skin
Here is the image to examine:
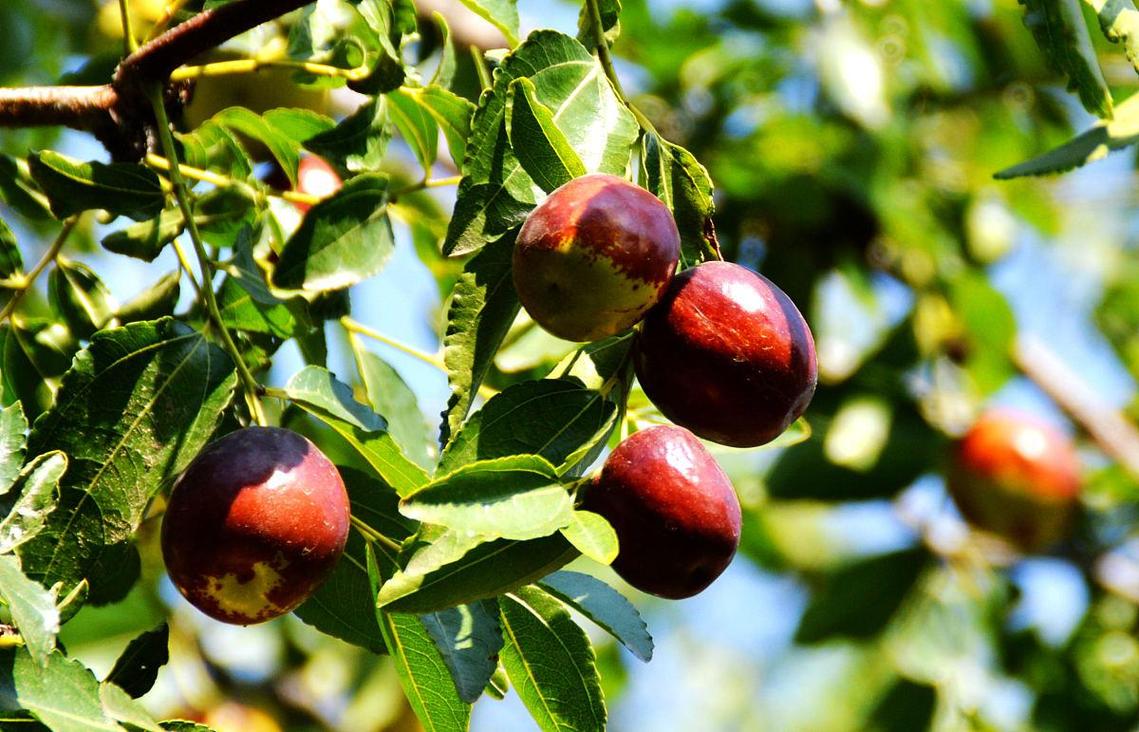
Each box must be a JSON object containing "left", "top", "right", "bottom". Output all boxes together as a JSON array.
[
  {"left": 634, "top": 260, "right": 818, "bottom": 448},
  {"left": 294, "top": 155, "right": 343, "bottom": 213},
  {"left": 946, "top": 408, "right": 1081, "bottom": 552},
  {"left": 161, "top": 426, "right": 350, "bottom": 625},
  {"left": 513, "top": 173, "right": 681, "bottom": 342},
  {"left": 582, "top": 424, "right": 741, "bottom": 599}
]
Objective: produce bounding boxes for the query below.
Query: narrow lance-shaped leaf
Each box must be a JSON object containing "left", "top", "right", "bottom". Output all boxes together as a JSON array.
[
  {"left": 353, "top": 347, "right": 432, "bottom": 469},
  {"left": 996, "top": 91, "right": 1139, "bottom": 178},
  {"left": 387, "top": 88, "right": 440, "bottom": 174},
  {"left": 0, "top": 555, "right": 59, "bottom": 667},
  {"left": 1018, "top": 0, "right": 1113, "bottom": 117},
  {"left": 0, "top": 401, "right": 28, "bottom": 492},
  {"left": 540, "top": 571, "right": 652, "bottom": 662},
  {"left": 366, "top": 544, "right": 472, "bottom": 732},
  {"left": 429, "top": 11, "right": 458, "bottom": 88},
  {"left": 271, "top": 174, "right": 396, "bottom": 295},
  {"left": 499, "top": 585, "right": 607, "bottom": 732},
  {"left": 420, "top": 600, "right": 504, "bottom": 703},
  {"left": 284, "top": 365, "right": 429, "bottom": 496},
  {"left": 48, "top": 259, "right": 116, "bottom": 340},
  {"left": 17, "top": 319, "right": 237, "bottom": 599},
  {"left": 400, "top": 455, "right": 574, "bottom": 541},
  {"left": 507, "top": 77, "right": 587, "bottom": 194}
]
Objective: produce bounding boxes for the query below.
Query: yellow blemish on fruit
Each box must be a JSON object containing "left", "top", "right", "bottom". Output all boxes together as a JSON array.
[{"left": 204, "top": 558, "right": 290, "bottom": 620}]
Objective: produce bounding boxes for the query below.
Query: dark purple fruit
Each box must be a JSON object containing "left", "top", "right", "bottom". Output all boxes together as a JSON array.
[
  {"left": 582, "top": 425, "right": 741, "bottom": 599},
  {"left": 513, "top": 173, "right": 680, "bottom": 342},
  {"left": 634, "top": 261, "right": 817, "bottom": 447},
  {"left": 161, "top": 427, "right": 350, "bottom": 625}
]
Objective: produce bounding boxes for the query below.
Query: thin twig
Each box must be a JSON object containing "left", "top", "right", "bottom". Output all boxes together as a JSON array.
[{"left": 0, "top": 217, "right": 78, "bottom": 326}]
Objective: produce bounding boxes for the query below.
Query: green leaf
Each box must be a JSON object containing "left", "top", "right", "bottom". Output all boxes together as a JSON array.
[
  {"left": 100, "top": 209, "right": 184, "bottom": 262},
  {"left": 2, "top": 319, "right": 76, "bottom": 420},
  {"left": 105, "top": 624, "right": 168, "bottom": 699},
  {"left": 213, "top": 108, "right": 305, "bottom": 185},
  {"left": 99, "top": 681, "right": 163, "bottom": 731},
  {"left": 0, "top": 451, "right": 66, "bottom": 555},
  {"left": 390, "top": 86, "right": 475, "bottom": 168},
  {"left": 271, "top": 173, "right": 396, "bottom": 294},
  {"left": 367, "top": 545, "right": 472, "bottom": 732},
  {"left": 499, "top": 585, "right": 607, "bottom": 732},
  {"left": 27, "top": 151, "right": 164, "bottom": 221},
  {"left": 1018, "top": 0, "right": 1113, "bottom": 117},
  {"left": 949, "top": 271, "right": 1016, "bottom": 395},
  {"left": 420, "top": 600, "right": 504, "bottom": 703},
  {"left": 995, "top": 91, "right": 1139, "bottom": 178},
  {"left": 439, "top": 379, "right": 617, "bottom": 476},
  {"left": 116, "top": 272, "right": 181, "bottom": 324},
  {"left": 284, "top": 365, "right": 429, "bottom": 496},
  {"left": 388, "top": 88, "right": 439, "bottom": 174},
  {"left": 305, "top": 97, "right": 393, "bottom": 174},
  {"left": 540, "top": 571, "right": 652, "bottom": 662},
  {"left": 0, "top": 648, "right": 121, "bottom": 731},
  {"left": 507, "top": 77, "right": 587, "bottom": 194},
  {"left": 0, "top": 402, "right": 28, "bottom": 493},
  {"left": 443, "top": 30, "right": 638, "bottom": 255},
  {"left": 795, "top": 549, "right": 929, "bottom": 643},
  {"left": 456, "top": 0, "right": 519, "bottom": 46},
  {"left": 578, "top": 0, "right": 621, "bottom": 44},
  {"left": 642, "top": 133, "right": 717, "bottom": 266},
  {"left": 217, "top": 276, "right": 296, "bottom": 338},
  {"left": 0, "top": 555, "right": 58, "bottom": 667},
  {"left": 1086, "top": 0, "right": 1139, "bottom": 76},
  {"left": 429, "top": 12, "right": 458, "bottom": 89},
  {"left": 354, "top": 349, "right": 432, "bottom": 469},
  {"left": 0, "top": 154, "right": 52, "bottom": 221},
  {"left": 17, "top": 319, "right": 237, "bottom": 600},
  {"left": 295, "top": 467, "right": 415, "bottom": 651},
  {"left": 378, "top": 530, "right": 578, "bottom": 613},
  {"left": 48, "top": 259, "right": 115, "bottom": 340},
  {"left": 440, "top": 233, "right": 519, "bottom": 444},
  {"left": 0, "top": 216, "right": 24, "bottom": 281},
  {"left": 177, "top": 120, "right": 253, "bottom": 182},
  {"left": 558, "top": 511, "right": 618, "bottom": 565},
  {"left": 401, "top": 455, "right": 573, "bottom": 541}
]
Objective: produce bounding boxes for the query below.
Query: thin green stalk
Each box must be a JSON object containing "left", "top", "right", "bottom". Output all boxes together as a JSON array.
[
  {"left": 117, "top": 0, "right": 138, "bottom": 55},
  {"left": 586, "top": 0, "right": 626, "bottom": 101},
  {"left": 470, "top": 46, "right": 492, "bottom": 92},
  {"left": 145, "top": 83, "right": 267, "bottom": 426},
  {"left": 351, "top": 515, "right": 402, "bottom": 553},
  {"left": 0, "top": 217, "right": 77, "bottom": 325}
]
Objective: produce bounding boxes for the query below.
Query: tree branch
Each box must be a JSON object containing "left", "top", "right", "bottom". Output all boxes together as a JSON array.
[{"left": 0, "top": 86, "right": 118, "bottom": 129}]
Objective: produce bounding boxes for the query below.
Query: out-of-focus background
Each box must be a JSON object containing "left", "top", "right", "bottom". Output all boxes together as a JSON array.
[{"left": 6, "top": 0, "right": 1139, "bottom": 729}]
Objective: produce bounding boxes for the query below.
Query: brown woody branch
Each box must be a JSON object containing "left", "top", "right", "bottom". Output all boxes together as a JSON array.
[{"left": 0, "top": 0, "right": 313, "bottom": 159}]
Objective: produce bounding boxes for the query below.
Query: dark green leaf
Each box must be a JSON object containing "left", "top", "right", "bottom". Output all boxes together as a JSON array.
[
  {"left": 540, "top": 571, "right": 652, "bottom": 662},
  {"left": 507, "top": 77, "right": 587, "bottom": 193},
  {"left": 642, "top": 133, "right": 717, "bottom": 266},
  {"left": 18, "top": 319, "right": 237, "bottom": 600},
  {"left": 388, "top": 88, "right": 439, "bottom": 174},
  {"left": 401, "top": 455, "right": 573, "bottom": 540},
  {"left": 578, "top": 0, "right": 621, "bottom": 44},
  {"left": 439, "top": 379, "right": 618, "bottom": 475},
  {"left": 499, "top": 585, "right": 606, "bottom": 732},
  {"left": 420, "top": 600, "right": 504, "bottom": 703},
  {"left": 271, "top": 174, "right": 395, "bottom": 294},
  {"left": 1018, "top": 0, "right": 1113, "bottom": 117},
  {"left": 378, "top": 530, "right": 578, "bottom": 613},
  {"left": 795, "top": 549, "right": 929, "bottom": 643},
  {"left": 440, "top": 233, "right": 519, "bottom": 444},
  {"left": 305, "top": 97, "right": 393, "bottom": 174},
  {"left": 100, "top": 209, "right": 183, "bottom": 262},
  {"left": 367, "top": 545, "right": 472, "bottom": 732},
  {"left": 48, "top": 259, "right": 115, "bottom": 340},
  {"left": 115, "top": 272, "right": 181, "bottom": 324},
  {"left": 284, "top": 365, "right": 428, "bottom": 496},
  {"left": 0, "top": 217, "right": 23, "bottom": 281},
  {"left": 28, "top": 151, "right": 164, "bottom": 222},
  {"left": 104, "top": 624, "right": 168, "bottom": 699}
]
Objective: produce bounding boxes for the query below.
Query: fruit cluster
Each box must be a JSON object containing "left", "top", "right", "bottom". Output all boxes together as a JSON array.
[{"left": 514, "top": 173, "right": 819, "bottom": 598}]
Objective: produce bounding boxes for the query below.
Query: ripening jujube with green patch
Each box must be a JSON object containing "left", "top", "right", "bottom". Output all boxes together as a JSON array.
[
  {"left": 161, "top": 426, "right": 350, "bottom": 625},
  {"left": 513, "top": 173, "right": 681, "bottom": 342}
]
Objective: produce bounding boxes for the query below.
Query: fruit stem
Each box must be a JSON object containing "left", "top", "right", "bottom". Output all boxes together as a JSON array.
[
  {"left": 350, "top": 515, "right": 402, "bottom": 553},
  {"left": 170, "top": 58, "right": 371, "bottom": 83},
  {"left": 146, "top": 83, "right": 268, "bottom": 427},
  {"left": 585, "top": 0, "right": 626, "bottom": 102},
  {"left": 0, "top": 216, "right": 77, "bottom": 326},
  {"left": 117, "top": 0, "right": 139, "bottom": 55},
  {"left": 392, "top": 175, "right": 464, "bottom": 199}
]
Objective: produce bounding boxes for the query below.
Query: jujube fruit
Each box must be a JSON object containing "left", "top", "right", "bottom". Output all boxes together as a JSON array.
[
  {"left": 582, "top": 425, "right": 741, "bottom": 599},
  {"left": 946, "top": 409, "right": 1081, "bottom": 552},
  {"left": 294, "top": 155, "right": 343, "bottom": 213},
  {"left": 513, "top": 173, "right": 681, "bottom": 342},
  {"left": 161, "top": 426, "right": 350, "bottom": 625},
  {"left": 634, "top": 261, "right": 818, "bottom": 447}
]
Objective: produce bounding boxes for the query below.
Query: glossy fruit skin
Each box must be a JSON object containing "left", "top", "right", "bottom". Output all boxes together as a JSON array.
[
  {"left": 161, "top": 427, "right": 350, "bottom": 625},
  {"left": 947, "top": 409, "right": 1081, "bottom": 552},
  {"left": 634, "top": 261, "right": 818, "bottom": 448},
  {"left": 294, "top": 155, "right": 343, "bottom": 213},
  {"left": 582, "top": 425, "right": 741, "bottom": 599},
  {"left": 513, "top": 173, "right": 681, "bottom": 342}
]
